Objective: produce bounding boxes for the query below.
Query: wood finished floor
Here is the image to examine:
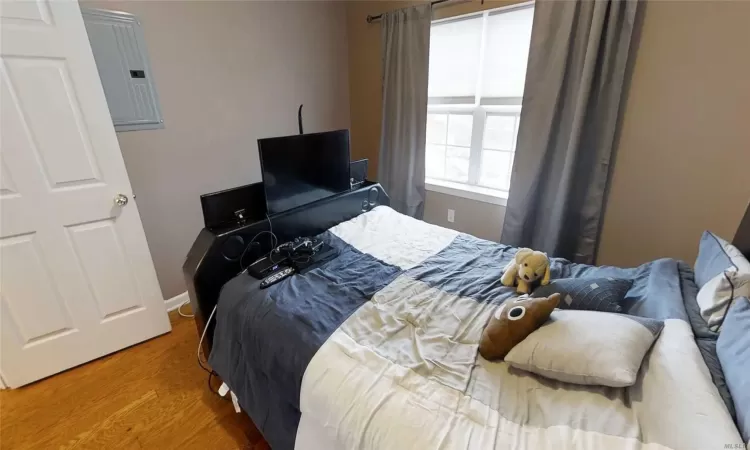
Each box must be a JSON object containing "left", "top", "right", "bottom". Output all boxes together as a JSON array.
[{"left": 0, "top": 310, "right": 270, "bottom": 449}]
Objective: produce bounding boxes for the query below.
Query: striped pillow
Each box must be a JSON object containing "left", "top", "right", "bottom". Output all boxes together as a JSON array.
[
  {"left": 697, "top": 268, "right": 750, "bottom": 331},
  {"left": 694, "top": 231, "right": 750, "bottom": 288}
]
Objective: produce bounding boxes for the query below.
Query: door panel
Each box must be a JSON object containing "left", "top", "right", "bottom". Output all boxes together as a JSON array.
[
  {"left": 0, "top": 162, "right": 17, "bottom": 195},
  {"left": 66, "top": 219, "right": 143, "bottom": 319},
  {"left": 1, "top": 1, "right": 54, "bottom": 26},
  {"left": 0, "top": 233, "right": 75, "bottom": 344},
  {"left": 4, "top": 57, "right": 103, "bottom": 187},
  {"left": 0, "top": 0, "right": 170, "bottom": 387}
]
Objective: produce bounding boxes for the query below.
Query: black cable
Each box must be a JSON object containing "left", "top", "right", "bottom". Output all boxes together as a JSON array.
[
  {"left": 198, "top": 353, "right": 213, "bottom": 374},
  {"left": 198, "top": 345, "right": 223, "bottom": 397},
  {"left": 206, "top": 371, "right": 230, "bottom": 401},
  {"left": 238, "top": 231, "right": 274, "bottom": 272},
  {"left": 196, "top": 303, "right": 219, "bottom": 375},
  {"left": 208, "top": 371, "right": 217, "bottom": 393},
  {"left": 270, "top": 241, "right": 314, "bottom": 266},
  {"left": 202, "top": 219, "right": 280, "bottom": 397},
  {"left": 195, "top": 308, "right": 227, "bottom": 400},
  {"left": 298, "top": 104, "right": 304, "bottom": 134},
  {"left": 239, "top": 214, "right": 278, "bottom": 273}
]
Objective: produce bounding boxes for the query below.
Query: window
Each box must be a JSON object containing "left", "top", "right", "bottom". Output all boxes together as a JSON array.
[{"left": 425, "top": 4, "right": 534, "bottom": 201}]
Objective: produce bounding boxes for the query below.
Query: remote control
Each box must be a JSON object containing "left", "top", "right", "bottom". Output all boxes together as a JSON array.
[{"left": 259, "top": 266, "right": 294, "bottom": 289}]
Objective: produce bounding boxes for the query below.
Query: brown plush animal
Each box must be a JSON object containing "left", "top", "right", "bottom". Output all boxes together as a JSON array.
[
  {"left": 478, "top": 293, "right": 560, "bottom": 361},
  {"left": 501, "top": 248, "right": 551, "bottom": 294}
]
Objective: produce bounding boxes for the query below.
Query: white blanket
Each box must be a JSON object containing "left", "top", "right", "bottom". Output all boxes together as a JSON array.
[{"left": 295, "top": 207, "right": 741, "bottom": 450}]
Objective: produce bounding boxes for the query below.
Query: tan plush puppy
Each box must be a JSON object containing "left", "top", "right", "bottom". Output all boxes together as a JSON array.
[
  {"left": 479, "top": 293, "right": 560, "bottom": 361},
  {"left": 501, "top": 248, "right": 551, "bottom": 294}
]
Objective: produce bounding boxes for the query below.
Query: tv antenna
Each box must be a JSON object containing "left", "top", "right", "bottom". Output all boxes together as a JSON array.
[{"left": 298, "top": 104, "right": 304, "bottom": 135}]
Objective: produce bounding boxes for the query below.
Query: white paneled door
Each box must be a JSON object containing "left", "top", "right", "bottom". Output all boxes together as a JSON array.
[{"left": 0, "top": 0, "right": 170, "bottom": 388}]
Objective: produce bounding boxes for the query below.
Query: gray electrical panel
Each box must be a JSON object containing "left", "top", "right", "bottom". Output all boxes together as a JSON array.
[{"left": 82, "top": 9, "right": 163, "bottom": 132}]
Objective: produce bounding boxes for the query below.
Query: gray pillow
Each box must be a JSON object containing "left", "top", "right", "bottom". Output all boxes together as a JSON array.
[
  {"left": 717, "top": 297, "right": 750, "bottom": 443},
  {"left": 695, "top": 231, "right": 750, "bottom": 288},
  {"left": 531, "top": 277, "right": 632, "bottom": 313},
  {"left": 505, "top": 310, "right": 663, "bottom": 388}
]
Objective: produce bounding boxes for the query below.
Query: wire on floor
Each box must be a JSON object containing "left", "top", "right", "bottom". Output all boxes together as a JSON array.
[
  {"left": 177, "top": 298, "right": 194, "bottom": 318},
  {"left": 200, "top": 214, "right": 276, "bottom": 397},
  {"left": 207, "top": 371, "right": 219, "bottom": 395},
  {"left": 196, "top": 304, "right": 229, "bottom": 400},
  {"left": 197, "top": 304, "right": 218, "bottom": 374}
]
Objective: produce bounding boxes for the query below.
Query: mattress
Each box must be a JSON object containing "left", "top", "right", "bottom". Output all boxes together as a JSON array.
[{"left": 208, "top": 206, "right": 741, "bottom": 450}]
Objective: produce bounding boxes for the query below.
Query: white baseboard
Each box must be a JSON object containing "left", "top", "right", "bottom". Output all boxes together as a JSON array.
[{"left": 165, "top": 291, "right": 189, "bottom": 312}]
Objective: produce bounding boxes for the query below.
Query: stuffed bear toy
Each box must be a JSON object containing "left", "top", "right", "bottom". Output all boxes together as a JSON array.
[
  {"left": 479, "top": 293, "right": 560, "bottom": 361},
  {"left": 501, "top": 248, "right": 551, "bottom": 294}
]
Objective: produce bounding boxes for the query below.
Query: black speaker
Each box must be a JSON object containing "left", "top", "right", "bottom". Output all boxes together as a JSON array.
[
  {"left": 221, "top": 235, "right": 246, "bottom": 261},
  {"left": 200, "top": 182, "right": 267, "bottom": 230},
  {"left": 350, "top": 159, "right": 368, "bottom": 189},
  {"left": 367, "top": 186, "right": 379, "bottom": 207}
]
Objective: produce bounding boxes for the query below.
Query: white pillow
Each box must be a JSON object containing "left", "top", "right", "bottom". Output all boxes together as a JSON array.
[
  {"left": 697, "top": 268, "right": 750, "bottom": 331},
  {"left": 504, "top": 310, "right": 663, "bottom": 388}
]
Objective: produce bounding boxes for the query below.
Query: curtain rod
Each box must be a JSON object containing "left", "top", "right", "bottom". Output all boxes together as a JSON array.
[{"left": 366, "top": 0, "right": 453, "bottom": 23}]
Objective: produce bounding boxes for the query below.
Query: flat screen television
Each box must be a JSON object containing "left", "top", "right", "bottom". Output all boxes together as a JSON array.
[{"left": 258, "top": 130, "right": 351, "bottom": 215}]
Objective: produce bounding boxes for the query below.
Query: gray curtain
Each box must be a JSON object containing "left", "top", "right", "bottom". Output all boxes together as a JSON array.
[
  {"left": 501, "top": 0, "right": 640, "bottom": 263},
  {"left": 378, "top": 4, "right": 431, "bottom": 218}
]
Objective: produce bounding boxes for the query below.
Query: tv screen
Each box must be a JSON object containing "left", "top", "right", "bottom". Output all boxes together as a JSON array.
[{"left": 258, "top": 130, "right": 351, "bottom": 215}]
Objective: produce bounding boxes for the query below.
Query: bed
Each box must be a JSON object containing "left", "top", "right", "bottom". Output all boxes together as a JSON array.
[{"left": 196, "top": 201, "right": 750, "bottom": 450}]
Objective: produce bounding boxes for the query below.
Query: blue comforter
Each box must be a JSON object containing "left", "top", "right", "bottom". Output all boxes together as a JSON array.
[{"left": 209, "top": 207, "right": 730, "bottom": 450}]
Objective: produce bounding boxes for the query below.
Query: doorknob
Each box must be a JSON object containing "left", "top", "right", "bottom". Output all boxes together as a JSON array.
[{"left": 114, "top": 194, "right": 129, "bottom": 206}]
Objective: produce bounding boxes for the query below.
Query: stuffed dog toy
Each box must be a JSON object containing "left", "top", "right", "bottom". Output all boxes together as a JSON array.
[
  {"left": 479, "top": 293, "right": 560, "bottom": 361},
  {"left": 501, "top": 248, "right": 551, "bottom": 294}
]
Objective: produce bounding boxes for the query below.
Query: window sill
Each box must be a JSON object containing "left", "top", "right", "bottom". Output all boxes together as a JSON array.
[{"left": 425, "top": 178, "right": 508, "bottom": 206}]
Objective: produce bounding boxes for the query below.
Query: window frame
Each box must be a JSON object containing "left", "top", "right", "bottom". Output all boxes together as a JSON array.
[{"left": 425, "top": 2, "right": 533, "bottom": 201}]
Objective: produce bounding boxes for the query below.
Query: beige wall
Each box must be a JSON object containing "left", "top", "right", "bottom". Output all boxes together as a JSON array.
[
  {"left": 347, "top": 0, "right": 750, "bottom": 264},
  {"left": 82, "top": 1, "right": 351, "bottom": 299},
  {"left": 424, "top": 192, "right": 505, "bottom": 242},
  {"left": 597, "top": 0, "right": 750, "bottom": 267}
]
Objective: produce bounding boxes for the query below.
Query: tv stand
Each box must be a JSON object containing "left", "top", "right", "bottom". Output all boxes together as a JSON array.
[{"left": 183, "top": 181, "right": 389, "bottom": 357}]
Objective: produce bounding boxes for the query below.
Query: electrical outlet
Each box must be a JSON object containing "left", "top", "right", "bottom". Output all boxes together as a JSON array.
[{"left": 447, "top": 209, "right": 455, "bottom": 223}]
